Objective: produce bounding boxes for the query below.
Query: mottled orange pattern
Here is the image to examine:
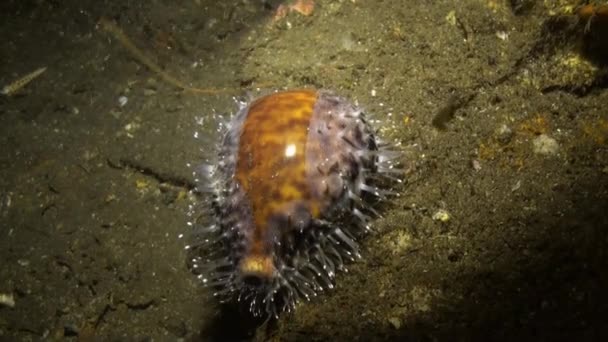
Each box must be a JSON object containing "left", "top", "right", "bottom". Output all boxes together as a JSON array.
[{"left": 236, "top": 90, "right": 320, "bottom": 274}]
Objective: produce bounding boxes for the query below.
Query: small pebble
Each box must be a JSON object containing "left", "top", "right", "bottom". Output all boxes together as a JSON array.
[
  {"left": 118, "top": 95, "right": 128, "bottom": 107},
  {"left": 496, "top": 31, "right": 509, "bottom": 41},
  {"left": 533, "top": 134, "right": 559, "bottom": 155},
  {"left": 0, "top": 293, "right": 15, "bottom": 308},
  {"left": 388, "top": 317, "right": 402, "bottom": 329},
  {"left": 432, "top": 209, "right": 451, "bottom": 222},
  {"left": 495, "top": 124, "right": 513, "bottom": 145},
  {"left": 472, "top": 159, "right": 482, "bottom": 171}
]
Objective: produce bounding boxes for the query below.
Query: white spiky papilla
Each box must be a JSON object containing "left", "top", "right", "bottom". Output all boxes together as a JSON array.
[{"left": 185, "top": 91, "right": 402, "bottom": 318}]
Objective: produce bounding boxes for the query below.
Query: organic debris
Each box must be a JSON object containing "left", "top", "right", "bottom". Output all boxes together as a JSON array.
[
  {"left": 273, "top": 0, "right": 315, "bottom": 22},
  {"left": 97, "top": 17, "right": 227, "bottom": 95},
  {"left": 431, "top": 92, "right": 475, "bottom": 130},
  {"left": 577, "top": 3, "right": 608, "bottom": 29},
  {"left": 1, "top": 67, "right": 47, "bottom": 96}
]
